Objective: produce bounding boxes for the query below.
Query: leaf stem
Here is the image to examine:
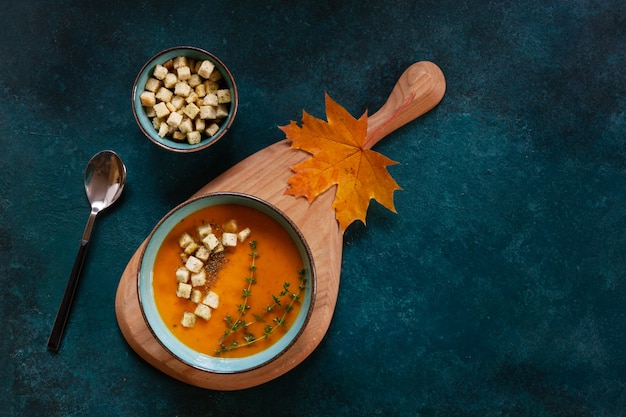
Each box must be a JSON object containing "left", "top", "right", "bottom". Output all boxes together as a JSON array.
[{"left": 363, "top": 92, "right": 415, "bottom": 149}]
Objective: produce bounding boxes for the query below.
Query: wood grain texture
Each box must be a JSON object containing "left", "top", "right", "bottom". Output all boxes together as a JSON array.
[{"left": 115, "top": 61, "right": 445, "bottom": 390}]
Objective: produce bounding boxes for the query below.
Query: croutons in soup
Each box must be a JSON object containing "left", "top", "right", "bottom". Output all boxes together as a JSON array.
[{"left": 152, "top": 204, "right": 307, "bottom": 358}]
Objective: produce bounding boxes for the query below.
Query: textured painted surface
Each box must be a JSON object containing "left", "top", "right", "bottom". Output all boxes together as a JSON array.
[{"left": 2, "top": 0, "right": 625, "bottom": 415}]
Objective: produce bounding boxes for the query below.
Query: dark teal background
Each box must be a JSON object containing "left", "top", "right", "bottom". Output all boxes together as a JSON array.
[{"left": 2, "top": 0, "right": 625, "bottom": 415}]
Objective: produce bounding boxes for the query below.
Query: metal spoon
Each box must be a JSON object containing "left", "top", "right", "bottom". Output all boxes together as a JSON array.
[{"left": 47, "top": 150, "right": 127, "bottom": 352}]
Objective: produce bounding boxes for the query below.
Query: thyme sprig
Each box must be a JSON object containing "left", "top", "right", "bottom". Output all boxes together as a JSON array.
[
  {"left": 222, "top": 240, "right": 258, "bottom": 337},
  {"left": 215, "top": 240, "right": 307, "bottom": 355}
]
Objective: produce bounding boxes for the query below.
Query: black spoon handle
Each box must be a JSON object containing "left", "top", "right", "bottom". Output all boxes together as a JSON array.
[{"left": 47, "top": 239, "right": 89, "bottom": 352}]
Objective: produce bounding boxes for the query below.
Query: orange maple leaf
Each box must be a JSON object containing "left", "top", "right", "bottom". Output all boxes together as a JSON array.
[{"left": 279, "top": 93, "right": 401, "bottom": 232}]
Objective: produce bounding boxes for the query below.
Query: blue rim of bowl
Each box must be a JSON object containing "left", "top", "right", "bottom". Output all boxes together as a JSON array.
[
  {"left": 137, "top": 192, "right": 317, "bottom": 374},
  {"left": 132, "top": 46, "right": 238, "bottom": 153}
]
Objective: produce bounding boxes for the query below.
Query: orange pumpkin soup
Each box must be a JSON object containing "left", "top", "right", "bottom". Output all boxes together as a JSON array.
[{"left": 152, "top": 204, "right": 306, "bottom": 358}]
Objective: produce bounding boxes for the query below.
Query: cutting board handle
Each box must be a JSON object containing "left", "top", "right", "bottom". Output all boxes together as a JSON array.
[{"left": 365, "top": 61, "right": 446, "bottom": 149}]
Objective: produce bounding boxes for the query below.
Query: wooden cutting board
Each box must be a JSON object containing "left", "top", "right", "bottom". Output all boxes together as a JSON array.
[{"left": 115, "top": 61, "right": 446, "bottom": 390}]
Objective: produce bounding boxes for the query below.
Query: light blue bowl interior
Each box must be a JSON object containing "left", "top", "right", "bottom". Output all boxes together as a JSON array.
[
  {"left": 138, "top": 193, "right": 315, "bottom": 373},
  {"left": 132, "top": 47, "right": 237, "bottom": 151}
]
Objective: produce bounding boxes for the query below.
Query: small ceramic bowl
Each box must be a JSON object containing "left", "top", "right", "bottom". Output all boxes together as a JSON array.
[
  {"left": 138, "top": 192, "right": 316, "bottom": 373},
  {"left": 132, "top": 46, "right": 238, "bottom": 153}
]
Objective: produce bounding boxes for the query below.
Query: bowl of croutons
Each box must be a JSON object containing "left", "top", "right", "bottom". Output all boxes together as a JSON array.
[
  {"left": 132, "top": 46, "right": 238, "bottom": 152},
  {"left": 138, "top": 192, "right": 316, "bottom": 373}
]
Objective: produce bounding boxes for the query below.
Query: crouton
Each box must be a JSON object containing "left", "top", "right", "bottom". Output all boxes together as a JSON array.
[
  {"left": 204, "top": 80, "right": 219, "bottom": 93},
  {"left": 165, "top": 101, "right": 177, "bottom": 113},
  {"left": 203, "top": 291, "right": 219, "bottom": 309},
  {"left": 175, "top": 267, "right": 190, "bottom": 283},
  {"left": 197, "top": 60, "right": 215, "bottom": 79},
  {"left": 155, "top": 86, "right": 173, "bottom": 102},
  {"left": 183, "top": 241, "right": 199, "bottom": 255},
  {"left": 145, "top": 77, "right": 162, "bottom": 93},
  {"left": 203, "top": 93, "right": 218, "bottom": 106},
  {"left": 206, "top": 123, "right": 220, "bottom": 137},
  {"left": 170, "top": 95, "right": 186, "bottom": 110},
  {"left": 195, "top": 245, "right": 210, "bottom": 262},
  {"left": 185, "top": 91, "right": 198, "bottom": 104},
  {"left": 172, "top": 56, "right": 188, "bottom": 69},
  {"left": 185, "top": 256, "right": 204, "bottom": 273},
  {"left": 166, "top": 112, "right": 183, "bottom": 128},
  {"left": 158, "top": 122, "right": 169, "bottom": 138},
  {"left": 202, "top": 233, "right": 220, "bottom": 251},
  {"left": 217, "top": 89, "right": 231, "bottom": 104},
  {"left": 222, "top": 219, "right": 238, "bottom": 233},
  {"left": 153, "top": 64, "right": 169, "bottom": 80},
  {"left": 187, "top": 131, "right": 201, "bottom": 145},
  {"left": 222, "top": 232, "right": 238, "bottom": 247},
  {"left": 216, "top": 104, "right": 229, "bottom": 118},
  {"left": 238, "top": 227, "right": 251, "bottom": 243},
  {"left": 176, "top": 65, "right": 191, "bottom": 80},
  {"left": 153, "top": 102, "right": 170, "bottom": 118},
  {"left": 179, "top": 232, "right": 195, "bottom": 249},
  {"left": 181, "top": 311, "right": 196, "bottom": 328},
  {"left": 199, "top": 105, "right": 217, "bottom": 120},
  {"left": 183, "top": 103, "right": 200, "bottom": 119},
  {"left": 162, "top": 59, "right": 174, "bottom": 70},
  {"left": 176, "top": 282, "right": 192, "bottom": 299},
  {"left": 197, "top": 223, "right": 212, "bottom": 239},
  {"left": 172, "top": 130, "right": 186, "bottom": 141},
  {"left": 163, "top": 72, "right": 177, "bottom": 88},
  {"left": 191, "top": 270, "right": 206, "bottom": 287},
  {"left": 195, "top": 83, "right": 206, "bottom": 98},
  {"left": 174, "top": 81, "right": 191, "bottom": 97},
  {"left": 190, "top": 289, "right": 202, "bottom": 304},
  {"left": 208, "top": 69, "right": 222, "bottom": 82},
  {"left": 188, "top": 74, "right": 202, "bottom": 88},
  {"left": 194, "top": 303, "right": 211, "bottom": 320},
  {"left": 178, "top": 117, "right": 194, "bottom": 134},
  {"left": 140, "top": 91, "right": 156, "bottom": 107}
]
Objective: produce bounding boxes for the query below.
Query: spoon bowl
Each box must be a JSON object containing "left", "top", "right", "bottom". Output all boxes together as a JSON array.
[
  {"left": 48, "top": 150, "right": 126, "bottom": 352},
  {"left": 86, "top": 157, "right": 125, "bottom": 211}
]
